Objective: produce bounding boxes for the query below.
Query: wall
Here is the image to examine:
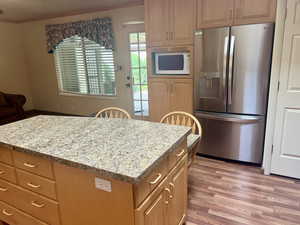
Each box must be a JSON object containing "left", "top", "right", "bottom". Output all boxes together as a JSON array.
[
  {"left": 0, "top": 22, "right": 34, "bottom": 110},
  {"left": 21, "top": 6, "right": 144, "bottom": 116}
]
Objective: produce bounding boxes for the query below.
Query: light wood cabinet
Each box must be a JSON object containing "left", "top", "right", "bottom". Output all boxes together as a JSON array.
[
  {"left": 136, "top": 155, "right": 188, "bottom": 225},
  {"left": 171, "top": 0, "right": 196, "bottom": 46},
  {"left": 170, "top": 79, "right": 193, "bottom": 113},
  {"left": 145, "top": 0, "right": 196, "bottom": 47},
  {"left": 0, "top": 139, "right": 188, "bottom": 225},
  {"left": 197, "top": 0, "right": 234, "bottom": 28},
  {"left": 167, "top": 160, "right": 187, "bottom": 225},
  {"left": 196, "top": 0, "right": 277, "bottom": 29},
  {"left": 136, "top": 190, "right": 168, "bottom": 225},
  {"left": 0, "top": 146, "right": 13, "bottom": 165},
  {"left": 149, "top": 79, "right": 170, "bottom": 122},
  {"left": 145, "top": 0, "right": 169, "bottom": 47},
  {"left": 149, "top": 78, "right": 193, "bottom": 122},
  {"left": 0, "top": 201, "right": 48, "bottom": 225},
  {"left": 235, "top": 0, "right": 277, "bottom": 25}
]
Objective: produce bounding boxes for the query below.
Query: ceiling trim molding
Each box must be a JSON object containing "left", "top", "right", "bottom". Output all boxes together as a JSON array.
[{"left": 0, "top": 0, "right": 143, "bottom": 24}]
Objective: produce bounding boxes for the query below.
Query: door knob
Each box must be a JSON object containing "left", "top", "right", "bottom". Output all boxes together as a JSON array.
[{"left": 125, "top": 83, "right": 131, "bottom": 88}]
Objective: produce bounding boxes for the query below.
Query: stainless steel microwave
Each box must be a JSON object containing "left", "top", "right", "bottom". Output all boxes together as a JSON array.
[{"left": 154, "top": 52, "right": 190, "bottom": 75}]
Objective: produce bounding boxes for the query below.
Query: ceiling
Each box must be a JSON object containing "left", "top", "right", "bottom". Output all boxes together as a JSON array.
[{"left": 0, "top": 0, "right": 143, "bottom": 23}]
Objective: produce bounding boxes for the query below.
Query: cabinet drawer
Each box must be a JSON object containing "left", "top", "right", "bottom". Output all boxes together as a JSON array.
[
  {"left": 134, "top": 158, "right": 168, "bottom": 207},
  {"left": 168, "top": 140, "right": 187, "bottom": 170},
  {"left": 17, "top": 169, "right": 57, "bottom": 200},
  {"left": 0, "top": 201, "right": 48, "bottom": 225},
  {"left": 0, "top": 146, "right": 13, "bottom": 165},
  {"left": 13, "top": 151, "right": 54, "bottom": 179},
  {"left": 0, "top": 179, "right": 60, "bottom": 225},
  {"left": 0, "top": 162, "right": 16, "bottom": 184}
]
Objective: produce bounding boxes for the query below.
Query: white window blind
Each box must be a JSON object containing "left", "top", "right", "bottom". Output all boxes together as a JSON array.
[{"left": 54, "top": 35, "right": 116, "bottom": 96}]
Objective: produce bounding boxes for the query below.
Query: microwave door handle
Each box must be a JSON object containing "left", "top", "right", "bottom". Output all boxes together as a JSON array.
[{"left": 228, "top": 35, "right": 235, "bottom": 105}]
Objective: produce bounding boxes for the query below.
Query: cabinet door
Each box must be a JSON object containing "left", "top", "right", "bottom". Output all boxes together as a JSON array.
[
  {"left": 149, "top": 79, "right": 170, "bottom": 122},
  {"left": 170, "top": 79, "right": 193, "bottom": 114},
  {"left": 145, "top": 0, "right": 169, "bottom": 47},
  {"left": 197, "top": 0, "right": 234, "bottom": 29},
  {"left": 171, "top": 0, "right": 196, "bottom": 45},
  {"left": 168, "top": 158, "right": 188, "bottom": 225},
  {"left": 234, "top": 0, "right": 277, "bottom": 25},
  {"left": 135, "top": 191, "right": 168, "bottom": 225}
]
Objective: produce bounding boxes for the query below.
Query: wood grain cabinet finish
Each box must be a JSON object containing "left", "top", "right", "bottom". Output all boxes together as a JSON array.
[
  {"left": 135, "top": 156, "right": 188, "bottom": 225},
  {"left": 135, "top": 179, "right": 168, "bottom": 225},
  {"left": 197, "top": 0, "right": 234, "bottom": 28},
  {"left": 16, "top": 169, "right": 57, "bottom": 200},
  {"left": 171, "top": 0, "right": 196, "bottom": 46},
  {"left": 0, "top": 141, "right": 188, "bottom": 225},
  {"left": 149, "top": 78, "right": 193, "bottom": 122},
  {"left": 234, "top": 0, "right": 277, "bottom": 25},
  {"left": 0, "top": 146, "right": 13, "bottom": 165},
  {"left": 0, "top": 201, "right": 48, "bottom": 225},
  {"left": 149, "top": 78, "right": 170, "bottom": 122},
  {"left": 145, "top": 0, "right": 196, "bottom": 47},
  {"left": 167, "top": 159, "right": 188, "bottom": 225},
  {"left": 13, "top": 151, "right": 54, "bottom": 179},
  {"left": 196, "top": 0, "right": 277, "bottom": 29},
  {"left": 145, "top": 0, "right": 169, "bottom": 47},
  {"left": 0, "top": 162, "right": 16, "bottom": 184},
  {"left": 0, "top": 179, "right": 60, "bottom": 225},
  {"left": 134, "top": 159, "right": 169, "bottom": 207},
  {"left": 170, "top": 79, "right": 193, "bottom": 113}
]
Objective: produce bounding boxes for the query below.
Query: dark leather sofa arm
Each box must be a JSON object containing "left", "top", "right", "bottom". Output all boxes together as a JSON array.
[{"left": 4, "top": 93, "right": 26, "bottom": 114}]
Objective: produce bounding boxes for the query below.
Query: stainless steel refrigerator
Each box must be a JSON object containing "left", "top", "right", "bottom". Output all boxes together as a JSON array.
[{"left": 194, "top": 23, "right": 274, "bottom": 164}]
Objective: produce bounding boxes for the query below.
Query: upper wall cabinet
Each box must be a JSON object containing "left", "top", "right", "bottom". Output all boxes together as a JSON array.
[
  {"left": 234, "top": 0, "right": 277, "bottom": 25},
  {"left": 196, "top": 0, "right": 277, "bottom": 29},
  {"left": 145, "top": 0, "right": 169, "bottom": 47},
  {"left": 197, "top": 0, "right": 234, "bottom": 28},
  {"left": 145, "top": 0, "right": 196, "bottom": 47},
  {"left": 171, "top": 0, "right": 196, "bottom": 46}
]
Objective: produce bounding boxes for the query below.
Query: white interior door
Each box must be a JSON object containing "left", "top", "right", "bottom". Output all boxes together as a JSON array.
[
  {"left": 271, "top": 0, "right": 300, "bottom": 179},
  {"left": 123, "top": 23, "right": 150, "bottom": 120}
]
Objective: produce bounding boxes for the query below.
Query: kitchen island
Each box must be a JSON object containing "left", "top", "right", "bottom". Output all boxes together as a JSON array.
[{"left": 0, "top": 116, "right": 191, "bottom": 225}]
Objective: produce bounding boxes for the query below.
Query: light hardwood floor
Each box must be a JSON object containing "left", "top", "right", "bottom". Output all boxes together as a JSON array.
[{"left": 187, "top": 156, "right": 300, "bottom": 225}]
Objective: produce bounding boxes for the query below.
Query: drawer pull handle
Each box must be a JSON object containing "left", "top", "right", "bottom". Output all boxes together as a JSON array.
[
  {"left": 2, "top": 209, "right": 13, "bottom": 216},
  {"left": 149, "top": 173, "right": 162, "bottom": 185},
  {"left": 31, "top": 201, "right": 45, "bottom": 208},
  {"left": 169, "top": 183, "right": 175, "bottom": 199},
  {"left": 27, "top": 182, "right": 41, "bottom": 189},
  {"left": 164, "top": 188, "right": 171, "bottom": 204},
  {"left": 0, "top": 170, "right": 5, "bottom": 175},
  {"left": 24, "top": 162, "right": 37, "bottom": 168},
  {"left": 176, "top": 149, "right": 185, "bottom": 157},
  {"left": 0, "top": 187, "right": 7, "bottom": 192}
]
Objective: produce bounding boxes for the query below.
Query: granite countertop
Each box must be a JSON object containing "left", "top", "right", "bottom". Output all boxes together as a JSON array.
[{"left": 0, "top": 116, "right": 191, "bottom": 184}]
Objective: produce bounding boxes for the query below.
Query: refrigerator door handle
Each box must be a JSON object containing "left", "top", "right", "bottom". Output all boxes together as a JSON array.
[
  {"left": 228, "top": 35, "right": 235, "bottom": 105},
  {"left": 195, "top": 111, "right": 264, "bottom": 124},
  {"left": 223, "top": 36, "right": 229, "bottom": 107}
]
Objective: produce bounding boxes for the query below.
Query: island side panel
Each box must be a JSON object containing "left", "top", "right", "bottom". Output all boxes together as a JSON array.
[{"left": 53, "top": 162, "right": 135, "bottom": 225}]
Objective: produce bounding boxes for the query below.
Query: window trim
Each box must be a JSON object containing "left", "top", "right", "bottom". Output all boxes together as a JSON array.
[{"left": 57, "top": 90, "right": 118, "bottom": 100}]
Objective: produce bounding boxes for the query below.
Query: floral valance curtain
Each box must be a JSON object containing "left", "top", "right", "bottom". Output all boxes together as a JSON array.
[{"left": 45, "top": 17, "right": 114, "bottom": 53}]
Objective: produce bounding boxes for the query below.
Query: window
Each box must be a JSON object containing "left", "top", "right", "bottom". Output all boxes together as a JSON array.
[
  {"left": 129, "top": 32, "right": 149, "bottom": 116},
  {"left": 54, "top": 35, "right": 116, "bottom": 96}
]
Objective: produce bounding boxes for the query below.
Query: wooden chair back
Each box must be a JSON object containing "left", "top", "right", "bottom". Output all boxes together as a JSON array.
[
  {"left": 95, "top": 107, "right": 132, "bottom": 119},
  {"left": 160, "top": 111, "right": 202, "bottom": 136}
]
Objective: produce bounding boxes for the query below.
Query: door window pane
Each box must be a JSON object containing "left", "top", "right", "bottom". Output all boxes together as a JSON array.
[
  {"left": 141, "top": 68, "right": 148, "bottom": 84},
  {"left": 129, "top": 32, "right": 149, "bottom": 117},
  {"left": 132, "top": 68, "right": 141, "bottom": 84}
]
